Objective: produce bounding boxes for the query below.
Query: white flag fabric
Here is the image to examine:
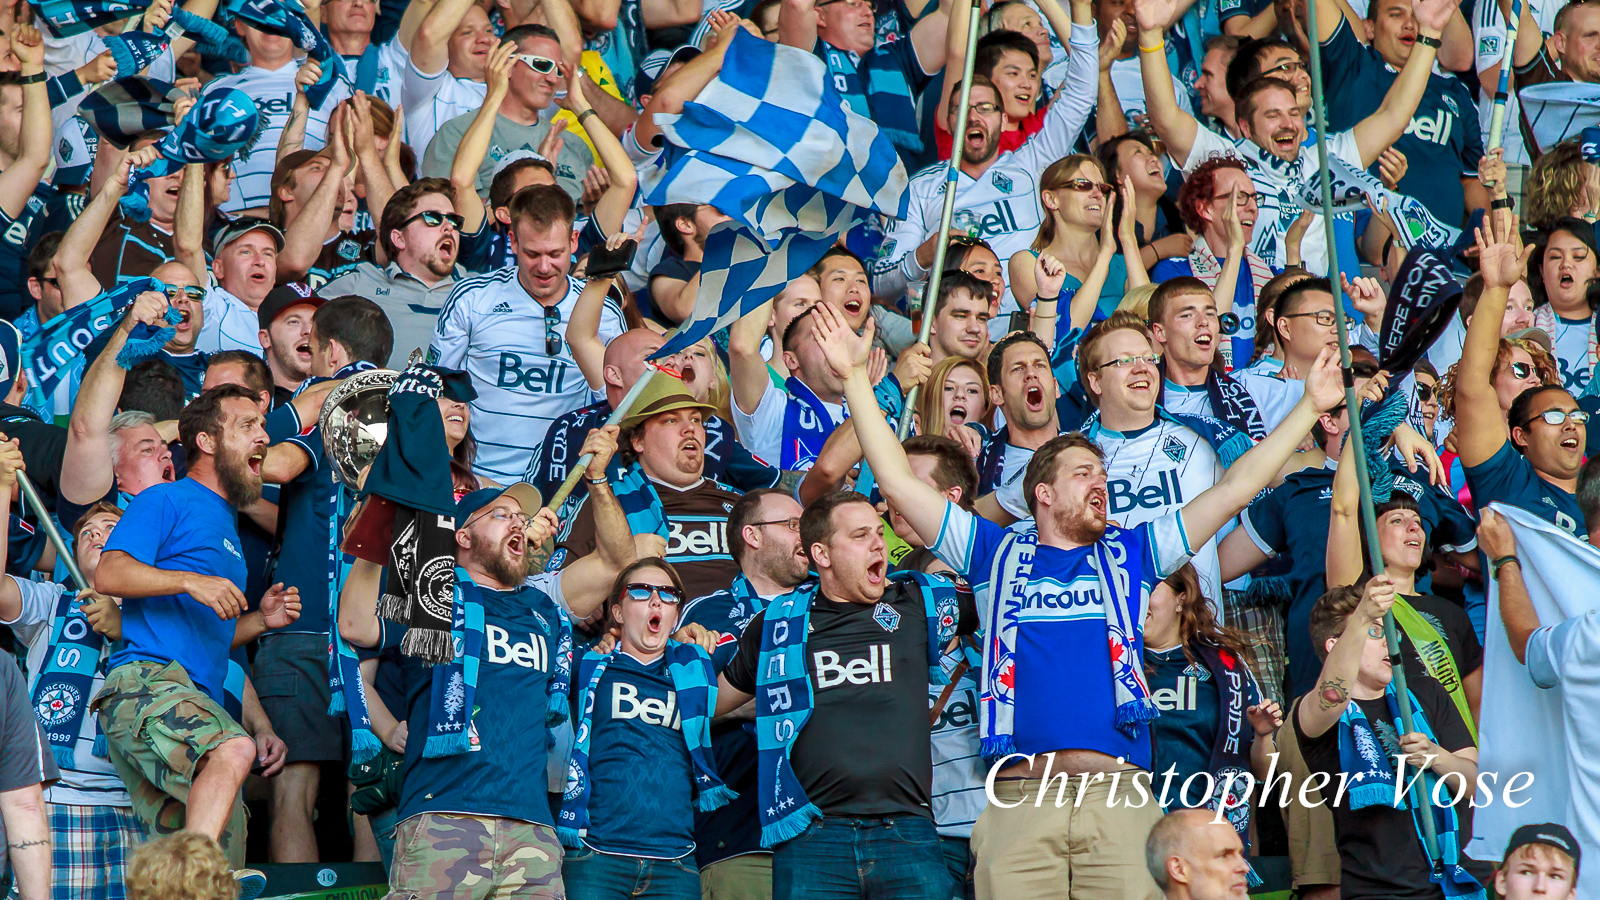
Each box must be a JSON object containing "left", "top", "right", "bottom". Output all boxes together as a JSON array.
[
  {"left": 1518, "top": 82, "right": 1600, "bottom": 156},
  {"left": 1472, "top": 501, "right": 1600, "bottom": 900}
]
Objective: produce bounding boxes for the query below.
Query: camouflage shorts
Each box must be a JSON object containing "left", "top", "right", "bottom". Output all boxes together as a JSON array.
[
  {"left": 90, "top": 661, "right": 250, "bottom": 867},
  {"left": 386, "top": 813, "right": 566, "bottom": 900}
]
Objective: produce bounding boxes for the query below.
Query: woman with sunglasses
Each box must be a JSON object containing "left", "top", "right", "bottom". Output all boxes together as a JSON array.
[
  {"left": 1008, "top": 155, "right": 1147, "bottom": 337},
  {"left": 560, "top": 558, "right": 732, "bottom": 900},
  {"left": 1437, "top": 335, "right": 1561, "bottom": 505}
]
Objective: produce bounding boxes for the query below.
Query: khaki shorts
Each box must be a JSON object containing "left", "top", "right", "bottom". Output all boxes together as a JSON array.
[
  {"left": 386, "top": 813, "right": 565, "bottom": 900},
  {"left": 91, "top": 660, "right": 250, "bottom": 867},
  {"left": 701, "top": 853, "right": 771, "bottom": 900},
  {"left": 1275, "top": 698, "right": 1341, "bottom": 889},
  {"left": 971, "top": 771, "right": 1162, "bottom": 900}
]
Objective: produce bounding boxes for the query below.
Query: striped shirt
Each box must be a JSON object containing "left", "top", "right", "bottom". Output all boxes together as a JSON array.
[
  {"left": 427, "top": 268, "right": 624, "bottom": 481},
  {"left": 207, "top": 63, "right": 334, "bottom": 211},
  {"left": 402, "top": 60, "right": 489, "bottom": 158}
]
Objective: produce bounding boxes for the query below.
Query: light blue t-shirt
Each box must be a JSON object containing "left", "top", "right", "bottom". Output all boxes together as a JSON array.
[{"left": 105, "top": 478, "right": 247, "bottom": 702}]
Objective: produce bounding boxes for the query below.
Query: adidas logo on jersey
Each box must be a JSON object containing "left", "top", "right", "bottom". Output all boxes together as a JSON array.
[{"left": 491, "top": 301, "right": 514, "bottom": 313}]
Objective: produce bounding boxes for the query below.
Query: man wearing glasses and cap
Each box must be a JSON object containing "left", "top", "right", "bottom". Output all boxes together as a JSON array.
[
  {"left": 420, "top": 24, "right": 593, "bottom": 203},
  {"left": 320, "top": 178, "right": 468, "bottom": 369}
]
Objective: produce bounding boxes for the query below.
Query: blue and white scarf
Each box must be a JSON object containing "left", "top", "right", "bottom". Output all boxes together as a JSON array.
[
  {"left": 781, "top": 376, "right": 839, "bottom": 471},
  {"left": 30, "top": 588, "right": 109, "bottom": 768},
  {"left": 22, "top": 277, "right": 162, "bottom": 399},
  {"left": 123, "top": 89, "right": 265, "bottom": 222},
  {"left": 979, "top": 526, "right": 1152, "bottom": 761},
  {"left": 1337, "top": 685, "right": 1486, "bottom": 900},
  {"left": 557, "top": 641, "right": 734, "bottom": 848},
  {"left": 753, "top": 572, "right": 958, "bottom": 846},
  {"left": 226, "top": 0, "right": 349, "bottom": 109},
  {"left": 818, "top": 38, "right": 920, "bottom": 156},
  {"left": 1081, "top": 408, "right": 1255, "bottom": 470},
  {"left": 1156, "top": 360, "right": 1266, "bottom": 441},
  {"left": 423, "top": 570, "right": 572, "bottom": 757},
  {"left": 1299, "top": 152, "right": 1460, "bottom": 252}
]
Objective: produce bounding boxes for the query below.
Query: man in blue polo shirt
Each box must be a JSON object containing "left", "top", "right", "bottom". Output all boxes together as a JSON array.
[
  {"left": 1309, "top": 0, "right": 1485, "bottom": 226},
  {"left": 89, "top": 384, "right": 271, "bottom": 878}
]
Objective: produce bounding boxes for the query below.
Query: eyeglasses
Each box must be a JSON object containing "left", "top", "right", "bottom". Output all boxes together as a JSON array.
[
  {"left": 515, "top": 54, "right": 558, "bottom": 74},
  {"left": 403, "top": 209, "right": 465, "bottom": 231},
  {"left": 817, "top": 0, "right": 870, "bottom": 9},
  {"left": 40, "top": 277, "right": 59, "bottom": 288},
  {"left": 1508, "top": 361, "right": 1534, "bottom": 380},
  {"left": 1212, "top": 190, "right": 1260, "bottom": 207},
  {"left": 1262, "top": 59, "right": 1306, "bottom": 77},
  {"left": 1056, "top": 178, "right": 1114, "bottom": 195},
  {"left": 966, "top": 101, "right": 1001, "bottom": 115},
  {"left": 1096, "top": 353, "right": 1161, "bottom": 370},
  {"left": 749, "top": 517, "right": 801, "bottom": 532},
  {"left": 1280, "top": 310, "right": 1338, "bottom": 327},
  {"left": 625, "top": 583, "right": 684, "bottom": 605},
  {"left": 484, "top": 508, "right": 531, "bottom": 525},
  {"left": 1414, "top": 382, "right": 1435, "bottom": 403},
  {"left": 1525, "top": 409, "right": 1590, "bottom": 427},
  {"left": 544, "top": 305, "right": 562, "bottom": 355},
  {"left": 165, "top": 285, "right": 205, "bottom": 301}
]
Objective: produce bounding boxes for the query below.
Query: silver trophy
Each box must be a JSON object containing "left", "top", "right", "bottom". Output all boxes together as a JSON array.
[{"left": 319, "top": 368, "right": 399, "bottom": 489}]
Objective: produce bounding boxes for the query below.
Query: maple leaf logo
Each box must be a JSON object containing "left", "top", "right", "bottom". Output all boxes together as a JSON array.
[{"left": 1218, "top": 649, "right": 1235, "bottom": 669}]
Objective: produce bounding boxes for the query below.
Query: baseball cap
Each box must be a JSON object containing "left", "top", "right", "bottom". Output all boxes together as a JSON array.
[
  {"left": 214, "top": 217, "right": 285, "bottom": 254},
  {"left": 1507, "top": 327, "right": 1554, "bottom": 354},
  {"left": 455, "top": 482, "right": 545, "bottom": 530},
  {"left": 619, "top": 372, "right": 716, "bottom": 430},
  {"left": 256, "top": 283, "right": 324, "bottom": 330},
  {"left": 635, "top": 45, "right": 700, "bottom": 96},
  {"left": 1504, "top": 823, "right": 1581, "bottom": 874}
]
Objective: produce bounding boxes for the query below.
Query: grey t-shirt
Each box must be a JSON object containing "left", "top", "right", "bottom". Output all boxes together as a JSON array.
[
  {"left": 0, "top": 652, "right": 58, "bottom": 881},
  {"left": 420, "top": 111, "right": 593, "bottom": 203}
]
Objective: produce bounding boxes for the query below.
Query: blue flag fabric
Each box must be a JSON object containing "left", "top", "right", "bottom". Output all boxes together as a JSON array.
[{"left": 642, "top": 28, "right": 908, "bottom": 358}]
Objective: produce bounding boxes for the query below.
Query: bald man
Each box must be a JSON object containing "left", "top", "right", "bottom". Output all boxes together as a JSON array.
[
  {"left": 150, "top": 261, "right": 209, "bottom": 398},
  {"left": 525, "top": 327, "right": 781, "bottom": 505},
  {"left": 1146, "top": 809, "right": 1254, "bottom": 900}
]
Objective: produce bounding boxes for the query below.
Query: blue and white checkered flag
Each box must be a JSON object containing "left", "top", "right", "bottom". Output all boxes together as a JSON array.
[{"left": 643, "top": 28, "right": 909, "bottom": 358}]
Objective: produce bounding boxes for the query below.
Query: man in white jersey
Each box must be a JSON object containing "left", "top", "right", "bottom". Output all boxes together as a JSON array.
[
  {"left": 403, "top": 0, "right": 496, "bottom": 152},
  {"left": 1149, "top": 277, "right": 1268, "bottom": 439},
  {"left": 1135, "top": 0, "right": 1453, "bottom": 273},
  {"left": 1473, "top": 0, "right": 1557, "bottom": 165},
  {"left": 728, "top": 303, "right": 851, "bottom": 471},
  {"left": 1078, "top": 311, "right": 1236, "bottom": 606},
  {"left": 207, "top": 20, "right": 333, "bottom": 211},
  {"left": 317, "top": 0, "right": 417, "bottom": 108},
  {"left": 873, "top": 2, "right": 1097, "bottom": 318},
  {"left": 429, "top": 183, "right": 624, "bottom": 482},
  {"left": 199, "top": 219, "right": 285, "bottom": 355}
]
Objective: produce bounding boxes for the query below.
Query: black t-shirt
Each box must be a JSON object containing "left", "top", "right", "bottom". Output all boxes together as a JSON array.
[
  {"left": 723, "top": 582, "right": 935, "bottom": 820},
  {"left": 1296, "top": 676, "right": 1492, "bottom": 899},
  {"left": 1399, "top": 594, "right": 1484, "bottom": 691}
]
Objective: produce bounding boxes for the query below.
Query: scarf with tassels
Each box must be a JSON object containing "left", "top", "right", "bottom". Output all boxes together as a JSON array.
[
  {"left": 31, "top": 588, "right": 110, "bottom": 769},
  {"left": 557, "top": 641, "right": 733, "bottom": 848},
  {"left": 1336, "top": 685, "right": 1486, "bottom": 900},
  {"left": 23, "top": 277, "right": 163, "bottom": 399},
  {"left": 423, "top": 569, "right": 572, "bottom": 757},
  {"left": 980, "top": 526, "right": 1151, "bottom": 762},
  {"left": 754, "top": 572, "right": 958, "bottom": 847},
  {"left": 1186, "top": 640, "right": 1264, "bottom": 887},
  {"left": 122, "top": 88, "right": 265, "bottom": 223}
]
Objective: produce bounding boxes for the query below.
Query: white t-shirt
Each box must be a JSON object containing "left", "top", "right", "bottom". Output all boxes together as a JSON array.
[
  {"left": 402, "top": 59, "right": 489, "bottom": 156},
  {"left": 427, "top": 270, "right": 624, "bottom": 481},
  {"left": 1547, "top": 313, "right": 1593, "bottom": 395},
  {"left": 1090, "top": 418, "right": 1227, "bottom": 611},
  {"left": 1232, "top": 359, "right": 1305, "bottom": 433},
  {"left": 730, "top": 378, "right": 844, "bottom": 470},
  {"left": 1161, "top": 382, "right": 1212, "bottom": 419},
  {"left": 2, "top": 576, "right": 130, "bottom": 806},
  {"left": 1525, "top": 613, "right": 1600, "bottom": 900},
  {"left": 1108, "top": 55, "right": 1192, "bottom": 132},
  {"left": 206, "top": 63, "right": 334, "bottom": 211},
  {"left": 197, "top": 285, "right": 265, "bottom": 356}
]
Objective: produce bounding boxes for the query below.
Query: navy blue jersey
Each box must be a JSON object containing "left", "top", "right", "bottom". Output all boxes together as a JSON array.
[
  {"left": 0, "top": 185, "right": 56, "bottom": 320},
  {"left": 581, "top": 653, "right": 697, "bottom": 858},
  {"left": 398, "top": 577, "right": 565, "bottom": 825},
  {"left": 1317, "top": 19, "right": 1482, "bottom": 227},
  {"left": 1463, "top": 440, "right": 1587, "bottom": 540},
  {"left": 261, "top": 398, "right": 346, "bottom": 635}
]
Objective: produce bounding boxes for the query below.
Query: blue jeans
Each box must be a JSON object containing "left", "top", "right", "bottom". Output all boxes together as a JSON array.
[
  {"left": 562, "top": 847, "right": 701, "bottom": 900},
  {"left": 939, "top": 836, "right": 973, "bottom": 900},
  {"left": 370, "top": 806, "right": 400, "bottom": 875},
  {"left": 772, "top": 815, "right": 948, "bottom": 900}
]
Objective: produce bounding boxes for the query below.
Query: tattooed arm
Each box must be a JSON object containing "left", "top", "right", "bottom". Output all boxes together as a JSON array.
[
  {"left": 0, "top": 783, "right": 48, "bottom": 899},
  {"left": 1296, "top": 574, "right": 1398, "bottom": 739}
]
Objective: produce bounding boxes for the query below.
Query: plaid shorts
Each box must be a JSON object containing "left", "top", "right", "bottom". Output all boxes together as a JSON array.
[
  {"left": 1, "top": 804, "right": 144, "bottom": 900},
  {"left": 1223, "top": 588, "right": 1287, "bottom": 707}
]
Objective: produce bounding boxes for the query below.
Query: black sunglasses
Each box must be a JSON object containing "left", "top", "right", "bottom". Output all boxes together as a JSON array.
[
  {"left": 1414, "top": 382, "right": 1434, "bottom": 403},
  {"left": 403, "top": 209, "right": 465, "bottom": 230},
  {"left": 544, "top": 305, "right": 562, "bottom": 356}
]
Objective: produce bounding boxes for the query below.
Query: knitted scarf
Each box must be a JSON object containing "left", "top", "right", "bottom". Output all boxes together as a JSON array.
[
  {"left": 781, "top": 376, "right": 839, "bottom": 471},
  {"left": 754, "top": 572, "right": 958, "bottom": 847},
  {"left": 1187, "top": 640, "right": 1262, "bottom": 886},
  {"left": 23, "top": 277, "right": 161, "bottom": 398},
  {"left": 1156, "top": 361, "right": 1266, "bottom": 441},
  {"left": 225, "top": 0, "right": 348, "bottom": 109},
  {"left": 1336, "top": 685, "right": 1486, "bottom": 900},
  {"left": 79, "top": 77, "right": 183, "bottom": 150},
  {"left": 30, "top": 0, "right": 139, "bottom": 36},
  {"left": 1186, "top": 234, "right": 1273, "bottom": 370},
  {"left": 31, "top": 588, "right": 109, "bottom": 768},
  {"left": 557, "top": 641, "right": 734, "bottom": 848},
  {"left": 122, "top": 88, "right": 266, "bottom": 223},
  {"left": 817, "top": 39, "right": 920, "bottom": 156},
  {"left": 979, "top": 526, "right": 1151, "bottom": 762},
  {"left": 423, "top": 569, "right": 572, "bottom": 757}
]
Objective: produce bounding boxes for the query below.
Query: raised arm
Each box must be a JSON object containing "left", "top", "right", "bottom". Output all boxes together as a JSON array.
[
  {"left": 1478, "top": 507, "right": 1540, "bottom": 664},
  {"left": 568, "top": 268, "right": 620, "bottom": 389},
  {"left": 1296, "top": 574, "right": 1397, "bottom": 738},
  {"left": 1095, "top": 23, "right": 1129, "bottom": 142},
  {"left": 1132, "top": 0, "right": 1199, "bottom": 167},
  {"left": 1180, "top": 347, "right": 1344, "bottom": 546},
  {"left": 779, "top": 0, "right": 818, "bottom": 50},
  {"left": 1350, "top": 0, "right": 1454, "bottom": 168},
  {"left": 1326, "top": 429, "right": 1366, "bottom": 588},
  {"left": 337, "top": 555, "right": 383, "bottom": 649},
  {"left": 451, "top": 42, "right": 514, "bottom": 235},
  {"left": 279, "top": 115, "right": 353, "bottom": 281},
  {"left": 815, "top": 303, "right": 950, "bottom": 542},
  {"left": 173, "top": 163, "right": 207, "bottom": 281},
  {"left": 347, "top": 96, "right": 397, "bottom": 255},
  {"left": 60, "top": 291, "right": 171, "bottom": 506},
  {"left": 568, "top": 71, "right": 636, "bottom": 238},
  {"left": 408, "top": 0, "right": 475, "bottom": 75},
  {"left": 0, "top": 442, "right": 24, "bottom": 624},
  {"left": 1457, "top": 212, "right": 1534, "bottom": 467},
  {"left": 277, "top": 59, "right": 321, "bottom": 164},
  {"left": 0, "top": 26, "right": 50, "bottom": 220},
  {"left": 54, "top": 153, "right": 143, "bottom": 307},
  {"left": 728, "top": 298, "right": 776, "bottom": 416},
  {"left": 552, "top": 426, "right": 637, "bottom": 617},
  {"left": 635, "top": 19, "right": 739, "bottom": 153}
]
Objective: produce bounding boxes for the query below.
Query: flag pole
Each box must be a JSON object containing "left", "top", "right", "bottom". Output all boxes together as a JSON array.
[
  {"left": 15, "top": 471, "right": 88, "bottom": 592},
  {"left": 898, "top": 0, "right": 983, "bottom": 440},
  {"left": 1485, "top": 0, "right": 1522, "bottom": 166},
  {"left": 1303, "top": 0, "right": 1441, "bottom": 861}
]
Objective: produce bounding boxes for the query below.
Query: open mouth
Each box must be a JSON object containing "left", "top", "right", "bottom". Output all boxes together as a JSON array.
[
  {"left": 1272, "top": 130, "right": 1298, "bottom": 152},
  {"left": 507, "top": 529, "right": 526, "bottom": 556},
  {"left": 843, "top": 298, "right": 863, "bottom": 317},
  {"left": 249, "top": 270, "right": 269, "bottom": 286},
  {"left": 1128, "top": 374, "right": 1152, "bottom": 392},
  {"left": 1088, "top": 489, "right": 1107, "bottom": 516},
  {"left": 1146, "top": 162, "right": 1162, "bottom": 177},
  {"left": 1194, "top": 332, "right": 1213, "bottom": 349},
  {"left": 161, "top": 462, "right": 176, "bottom": 481},
  {"left": 679, "top": 363, "right": 697, "bottom": 384},
  {"left": 681, "top": 439, "right": 701, "bottom": 458},
  {"left": 439, "top": 236, "right": 456, "bottom": 256},
  {"left": 1560, "top": 272, "right": 1575, "bottom": 288},
  {"left": 1026, "top": 385, "right": 1044, "bottom": 410},
  {"left": 1562, "top": 435, "right": 1581, "bottom": 451},
  {"left": 866, "top": 557, "right": 886, "bottom": 585},
  {"left": 964, "top": 123, "right": 986, "bottom": 151},
  {"left": 949, "top": 404, "right": 968, "bottom": 424},
  {"left": 1399, "top": 34, "right": 1415, "bottom": 46},
  {"left": 647, "top": 609, "right": 665, "bottom": 634},
  {"left": 295, "top": 340, "right": 312, "bottom": 361},
  {"left": 1013, "top": 90, "right": 1032, "bottom": 107},
  {"left": 246, "top": 452, "right": 263, "bottom": 477},
  {"left": 446, "top": 413, "right": 465, "bottom": 427}
]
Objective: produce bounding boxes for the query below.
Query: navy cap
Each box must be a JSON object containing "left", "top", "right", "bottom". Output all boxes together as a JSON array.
[
  {"left": 455, "top": 482, "right": 544, "bottom": 530},
  {"left": 1505, "top": 823, "right": 1581, "bottom": 874}
]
